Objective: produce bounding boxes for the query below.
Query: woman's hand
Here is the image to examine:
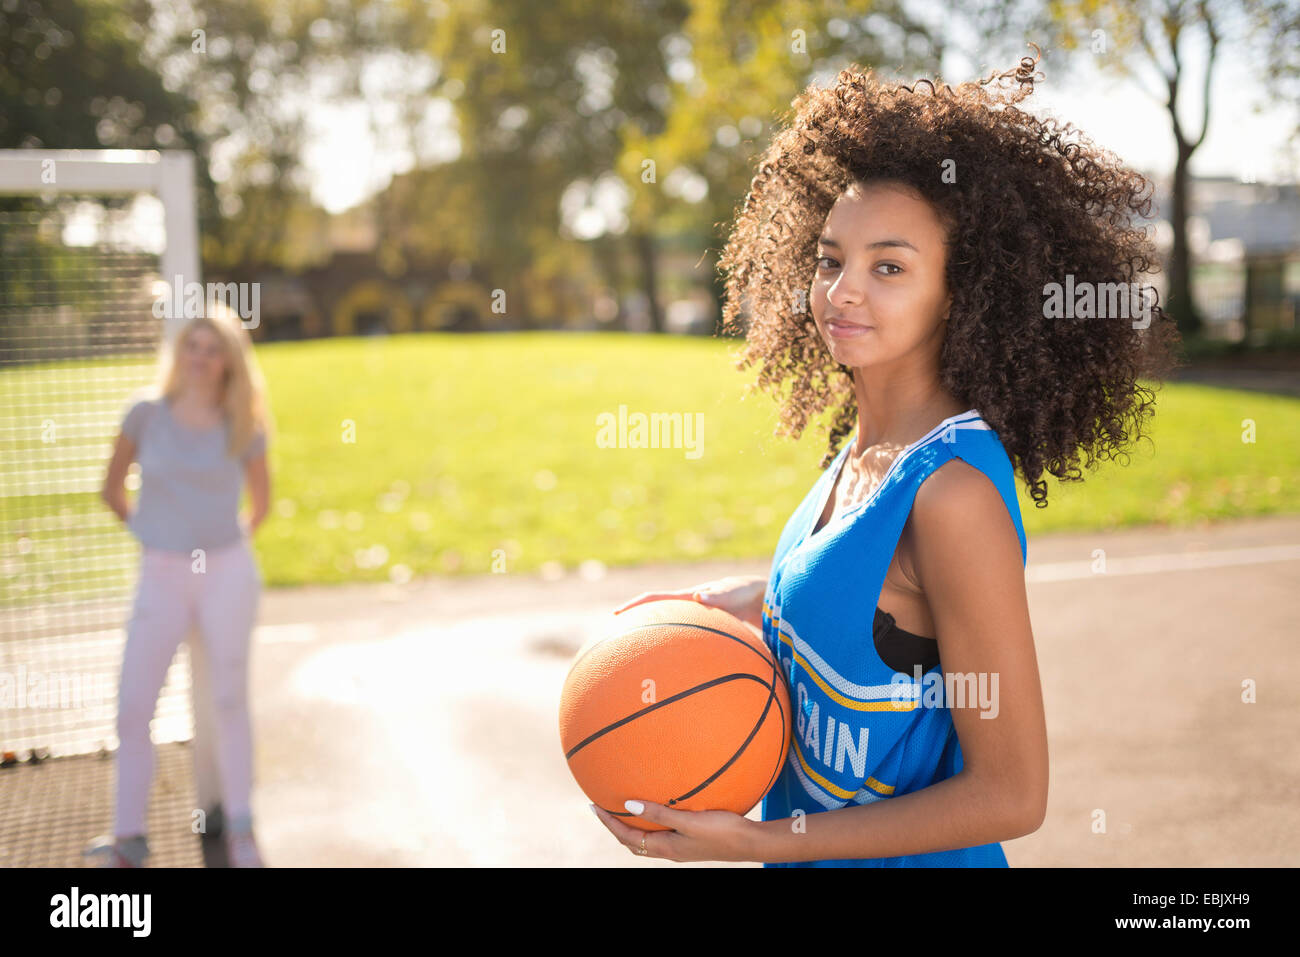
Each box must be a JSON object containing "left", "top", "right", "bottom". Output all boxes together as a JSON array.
[
  {"left": 589, "top": 799, "right": 758, "bottom": 862},
  {"left": 238, "top": 510, "right": 260, "bottom": 538},
  {"left": 612, "top": 574, "right": 767, "bottom": 630},
  {"left": 100, "top": 431, "right": 135, "bottom": 523}
]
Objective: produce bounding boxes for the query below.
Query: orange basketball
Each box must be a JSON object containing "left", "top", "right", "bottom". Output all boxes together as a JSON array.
[{"left": 559, "top": 598, "right": 792, "bottom": 832}]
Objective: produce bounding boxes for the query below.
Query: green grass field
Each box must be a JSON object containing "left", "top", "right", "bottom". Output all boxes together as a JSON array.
[
  {"left": 242, "top": 332, "right": 1299, "bottom": 586},
  {"left": 5, "top": 332, "right": 1299, "bottom": 590}
]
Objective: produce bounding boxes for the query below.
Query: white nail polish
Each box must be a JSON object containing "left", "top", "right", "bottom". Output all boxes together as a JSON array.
[{"left": 624, "top": 799, "right": 644, "bottom": 815}]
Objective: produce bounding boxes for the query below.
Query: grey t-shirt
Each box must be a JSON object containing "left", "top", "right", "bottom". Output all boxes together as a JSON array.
[{"left": 120, "top": 395, "right": 267, "bottom": 553}]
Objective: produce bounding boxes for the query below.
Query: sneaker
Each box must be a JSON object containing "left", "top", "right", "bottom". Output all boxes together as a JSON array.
[
  {"left": 225, "top": 829, "right": 264, "bottom": 867},
  {"left": 83, "top": 834, "right": 149, "bottom": 868}
]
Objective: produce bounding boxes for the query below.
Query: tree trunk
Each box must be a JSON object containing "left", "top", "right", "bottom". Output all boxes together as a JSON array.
[
  {"left": 592, "top": 236, "right": 625, "bottom": 330},
  {"left": 1167, "top": 143, "right": 1204, "bottom": 338},
  {"left": 632, "top": 229, "right": 664, "bottom": 333},
  {"left": 703, "top": 246, "right": 726, "bottom": 336}
]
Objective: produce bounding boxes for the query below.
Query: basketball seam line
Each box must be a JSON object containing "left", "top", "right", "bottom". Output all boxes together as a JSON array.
[
  {"left": 669, "top": 671, "right": 780, "bottom": 806},
  {"left": 564, "top": 672, "right": 775, "bottom": 760}
]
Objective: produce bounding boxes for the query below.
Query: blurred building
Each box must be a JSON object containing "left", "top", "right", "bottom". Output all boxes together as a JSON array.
[
  {"left": 216, "top": 251, "right": 494, "bottom": 342},
  {"left": 1143, "top": 176, "right": 1300, "bottom": 341}
]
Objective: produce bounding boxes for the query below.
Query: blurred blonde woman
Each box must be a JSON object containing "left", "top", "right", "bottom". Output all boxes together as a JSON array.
[{"left": 92, "top": 302, "right": 273, "bottom": 867}]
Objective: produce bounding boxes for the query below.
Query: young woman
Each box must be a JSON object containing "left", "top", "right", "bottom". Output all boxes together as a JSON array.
[
  {"left": 597, "top": 47, "right": 1179, "bottom": 865},
  {"left": 90, "top": 304, "right": 273, "bottom": 867}
]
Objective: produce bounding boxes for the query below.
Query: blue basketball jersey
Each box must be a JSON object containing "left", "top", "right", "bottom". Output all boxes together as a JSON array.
[{"left": 759, "top": 408, "right": 1027, "bottom": 867}]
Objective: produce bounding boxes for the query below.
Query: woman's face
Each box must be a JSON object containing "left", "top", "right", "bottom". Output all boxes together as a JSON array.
[
  {"left": 810, "top": 179, "right": 953, "bottom": 370},
  {"left": 180, "top": 324, "right": 228, "bottom": 392}
]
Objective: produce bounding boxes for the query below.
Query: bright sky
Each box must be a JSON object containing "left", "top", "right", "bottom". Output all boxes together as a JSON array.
[{"left": 941, "top": 32, "right": 1297, "bottom": 186}]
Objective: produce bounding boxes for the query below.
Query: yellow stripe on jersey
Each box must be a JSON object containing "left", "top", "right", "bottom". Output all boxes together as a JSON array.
[
  {"left": 767, "top": 619, "right": 923, "bottom": 711},
  {"left": 792, "top": 738, "right": 899, "bottom": 801}
]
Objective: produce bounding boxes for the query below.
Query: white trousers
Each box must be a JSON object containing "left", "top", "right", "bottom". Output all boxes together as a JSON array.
[{"left": 114, "top": 536, "right": 261, "bottom": 837}]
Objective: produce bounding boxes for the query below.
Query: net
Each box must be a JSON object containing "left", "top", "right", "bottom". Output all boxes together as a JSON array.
[{"left": 0, "top": 198, "right": 196, "bottom": 759}]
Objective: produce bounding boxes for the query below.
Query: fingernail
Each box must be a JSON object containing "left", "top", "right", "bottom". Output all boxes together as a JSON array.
[
  {"left": 624, "top": 799, "right": 644, "bottom": 815},
  {"left": 589, "top": 803, "right": 599, "bottom": 817}
]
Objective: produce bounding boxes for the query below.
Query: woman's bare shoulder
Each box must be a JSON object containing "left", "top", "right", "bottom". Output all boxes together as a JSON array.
[{"left": 910, "top": 457, "right": 1022, "bottom": 569}]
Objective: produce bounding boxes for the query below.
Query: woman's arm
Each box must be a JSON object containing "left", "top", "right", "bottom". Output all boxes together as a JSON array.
[
  {"left": 747, "top": 458, "right": 1048, "bottom": 863},
  {"left": 242, "top": 452, "right": 271, "bottom": 535},
  {"left": 100, "top": 432, "right": 136, "bottom": 524}
]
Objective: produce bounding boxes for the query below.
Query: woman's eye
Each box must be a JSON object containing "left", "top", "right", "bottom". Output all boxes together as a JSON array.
[{"left": 816, "top": 257, "right": 902, "bottom": 275}]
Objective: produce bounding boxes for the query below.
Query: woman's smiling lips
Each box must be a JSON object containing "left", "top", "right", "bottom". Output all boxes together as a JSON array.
[{"left": 825, "top": 318, "right": 875, "bottom": 338}]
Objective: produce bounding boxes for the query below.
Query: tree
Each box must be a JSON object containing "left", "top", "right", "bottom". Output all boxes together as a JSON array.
[
  {"left": 399, "top": 0, "right": 949, "bottom": 332},
  {"left": 978, "top": 0, "right": 1300, "bottom": 338},
  {"left": 617, "top": 0, "right": 946, "bottom": 334},
  {"left": 1, "top": 0, "right": 425, "bottom": 272},
  {"left": 406, "top": 0, "right": 691, "bottom": 329},
  {"left": 0, "top": 0, "right": 201, "bottom": 206},
  {"left": 135, "top": 0, "right": 424, "bottom": 271}
]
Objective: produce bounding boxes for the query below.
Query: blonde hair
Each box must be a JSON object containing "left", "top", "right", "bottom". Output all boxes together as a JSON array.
[{"left": 148, "top": 301, "right": 273, "bottom": 459}]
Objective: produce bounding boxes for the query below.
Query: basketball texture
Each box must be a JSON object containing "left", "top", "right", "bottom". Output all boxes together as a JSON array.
[{"left": 559, "top": 598, "right": 792, "bottom": 832}]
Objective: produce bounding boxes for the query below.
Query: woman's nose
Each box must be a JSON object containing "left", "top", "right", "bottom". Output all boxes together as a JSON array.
[{"left": 828, "top": 281, "right": 862, "bottom": 307}]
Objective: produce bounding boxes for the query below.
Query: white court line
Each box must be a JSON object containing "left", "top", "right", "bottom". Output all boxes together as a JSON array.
[
  {"left": 1026, "top": 543, "right": 1300, "bottom": 582},
  {"left": 247, "top": 547, "right": 1300, "bottom": 639}
]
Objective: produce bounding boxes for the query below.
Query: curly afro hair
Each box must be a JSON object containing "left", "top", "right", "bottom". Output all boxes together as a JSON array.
[{"left": 716, "top": 44, "right": 1182, "bottom": 508}]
